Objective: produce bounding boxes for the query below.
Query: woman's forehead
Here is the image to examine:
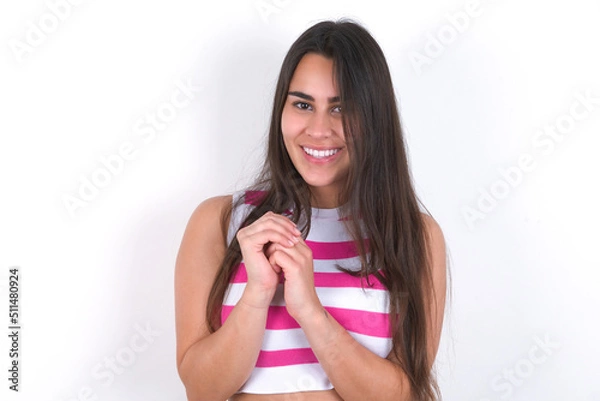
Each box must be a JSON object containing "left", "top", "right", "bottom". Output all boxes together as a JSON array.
[{"left": 289, "top": 54, "right": 339, "bottom": 98}]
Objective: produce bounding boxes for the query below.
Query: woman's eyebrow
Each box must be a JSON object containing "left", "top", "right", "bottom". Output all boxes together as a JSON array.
[{"left": 288, "top": 91, "right": 340, "bottom": 103}]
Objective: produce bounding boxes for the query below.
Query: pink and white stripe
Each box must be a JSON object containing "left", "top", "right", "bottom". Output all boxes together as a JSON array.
[{"left": 221, "top": 190, "right": 393, "bottom": 394}]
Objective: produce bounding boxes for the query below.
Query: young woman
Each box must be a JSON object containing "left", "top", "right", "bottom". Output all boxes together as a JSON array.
[{"left": 175, "top": 19, "right": 448, "bottom": 401}]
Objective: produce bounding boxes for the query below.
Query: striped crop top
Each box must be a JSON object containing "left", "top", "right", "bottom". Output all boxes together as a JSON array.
[{"left": 222, "top": 190, "right": 393, "bottom": 394}]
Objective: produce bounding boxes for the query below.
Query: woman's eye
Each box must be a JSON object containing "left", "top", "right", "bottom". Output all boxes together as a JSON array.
[
  {"left": 293, "top": 102, "right": 311, "bottom": 110},
  {"left": 332, "top": 105, "right": 342, "bottom": 113}
]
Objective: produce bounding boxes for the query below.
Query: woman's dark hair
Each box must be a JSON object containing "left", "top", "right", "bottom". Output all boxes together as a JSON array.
[{"left": 207, "top": 18, "right": 446, "bottom": 400}]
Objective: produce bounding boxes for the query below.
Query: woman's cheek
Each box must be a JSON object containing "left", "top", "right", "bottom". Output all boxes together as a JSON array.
[{"left": 282, "top": 108, "right": 305, "bottom": 135}]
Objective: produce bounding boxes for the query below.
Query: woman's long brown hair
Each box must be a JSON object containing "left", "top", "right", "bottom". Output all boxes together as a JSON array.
[{"left": 207, "top": 19, "right": 446, "bottom": 400}]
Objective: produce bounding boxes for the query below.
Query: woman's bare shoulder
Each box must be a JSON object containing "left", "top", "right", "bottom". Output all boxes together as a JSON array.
[
  {"left": 183, "top": 194, "right": 234, "bottom": 249},
  {"left": 420, "top": 212, "right": 443, "bottom": 236},
  {"left": 195, "top": 194, "right": 233, "bottom": 214}
]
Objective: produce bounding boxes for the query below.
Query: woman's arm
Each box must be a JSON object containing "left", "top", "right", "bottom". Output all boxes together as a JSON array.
[
  {"left": 174, "top": 196, "right": 267, "bottom": 400},
  {"left": 268, "top": 213, "right": 447, "bottom": 401},
  {"left": 306, "top": 214, "right": 446, "bottom": 401},
  {"left": 175, "top": 198, "right": 302, "bottom": 401}
]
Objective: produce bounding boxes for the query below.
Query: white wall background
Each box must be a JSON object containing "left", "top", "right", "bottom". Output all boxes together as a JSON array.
[{"left": 1, "top": 0, "right": 599, "bottom": 400}]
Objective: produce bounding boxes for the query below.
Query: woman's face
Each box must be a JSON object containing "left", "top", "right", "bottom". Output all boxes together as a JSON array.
[{"left": 281, "top": 53, "right": 350, "bottom": 208}]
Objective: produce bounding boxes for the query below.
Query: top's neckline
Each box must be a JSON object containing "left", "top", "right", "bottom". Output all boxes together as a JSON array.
[{"left": 310, "top": 205, "right": 345, "bottom": 220}]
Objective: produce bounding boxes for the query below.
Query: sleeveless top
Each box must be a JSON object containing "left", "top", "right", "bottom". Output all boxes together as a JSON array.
[{"left": 222, "top": 190, "right": 393, "bottom": 394}]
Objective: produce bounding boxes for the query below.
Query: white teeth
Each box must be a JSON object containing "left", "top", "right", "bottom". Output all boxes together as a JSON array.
[{"left": 302, "top": 147, "right": 340, "bottom": 158}]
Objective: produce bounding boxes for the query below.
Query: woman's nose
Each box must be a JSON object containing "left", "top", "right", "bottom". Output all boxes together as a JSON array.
[{"left": 306, "top": 112, "right": 332, "bottom": 138}]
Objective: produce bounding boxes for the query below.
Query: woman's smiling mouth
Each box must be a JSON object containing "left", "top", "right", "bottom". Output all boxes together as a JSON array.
[{"left": 301, "top": 146, "right": 342, "bottom": 159}]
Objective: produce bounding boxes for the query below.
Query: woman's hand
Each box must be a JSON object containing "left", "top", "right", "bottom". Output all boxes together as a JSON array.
[
  {"left": 265, "top": 237, "right": 323, "bottom": 324},
  {"left": 236, "top": 211, "right": 302, "bottom": 308}
]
